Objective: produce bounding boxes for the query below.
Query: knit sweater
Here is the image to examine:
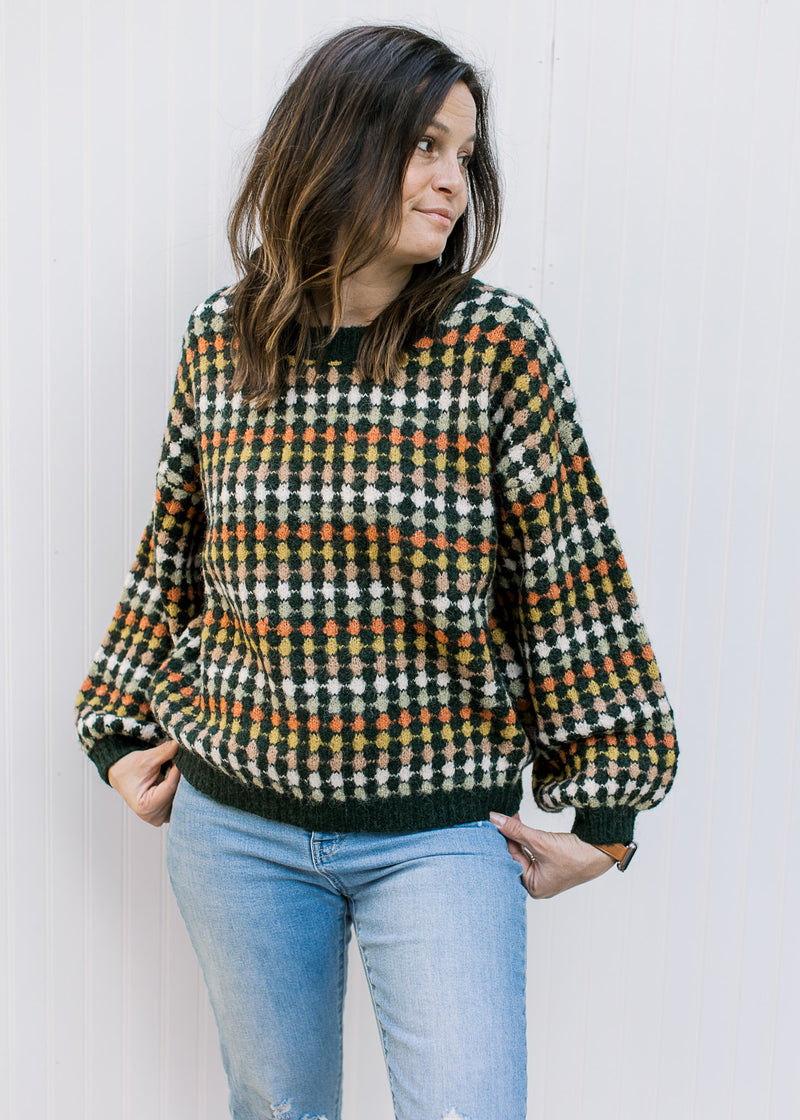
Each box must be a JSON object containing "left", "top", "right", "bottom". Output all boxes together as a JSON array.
[{"left": 75, "top": 278, "right": 677, "bottom": 844}]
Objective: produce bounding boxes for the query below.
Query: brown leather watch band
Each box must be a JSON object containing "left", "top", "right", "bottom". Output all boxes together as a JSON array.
[{"left": 591, "top": 841, "right": 637, "bottom": 871}]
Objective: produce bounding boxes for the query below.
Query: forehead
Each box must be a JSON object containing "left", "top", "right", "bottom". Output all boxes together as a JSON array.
[{"left": 428, "top": 81, "right": 477, "bottom": 138}]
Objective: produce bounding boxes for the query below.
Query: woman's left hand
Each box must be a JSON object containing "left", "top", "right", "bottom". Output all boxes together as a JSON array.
[{"left": 489, "top": 812, "right": 616, "bottom": 899}]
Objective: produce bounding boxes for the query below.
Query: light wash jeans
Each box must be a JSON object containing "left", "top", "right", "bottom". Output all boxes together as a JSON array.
[{"left": 166, "top": 778, "right": 528, "bottom": 1120}]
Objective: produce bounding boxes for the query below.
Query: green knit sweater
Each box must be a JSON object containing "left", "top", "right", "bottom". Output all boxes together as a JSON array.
[{"left": 75, "top": 278, "right": 677, "bottom": 843}]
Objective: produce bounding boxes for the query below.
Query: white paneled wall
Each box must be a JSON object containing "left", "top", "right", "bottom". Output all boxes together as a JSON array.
[{"left": 2, "top": 1, "right": 799, "bottom": 1117}]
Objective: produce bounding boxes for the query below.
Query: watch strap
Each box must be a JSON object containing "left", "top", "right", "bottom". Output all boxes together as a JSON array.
[{"left": 591, "top": 840, "right": 637, "bottom": 871}]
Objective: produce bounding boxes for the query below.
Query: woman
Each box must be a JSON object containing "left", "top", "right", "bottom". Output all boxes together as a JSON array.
[{"left": 75, "top": 24, "right": 677, "bottom": 1120}]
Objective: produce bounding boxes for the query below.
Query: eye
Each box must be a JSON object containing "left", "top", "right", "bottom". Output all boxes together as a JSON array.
[
  {"left": 458, "top": 151, "right": 473, "bottom": 168},
  {"left": 416, "top": 136, "right": 435, "bottom": 154}
]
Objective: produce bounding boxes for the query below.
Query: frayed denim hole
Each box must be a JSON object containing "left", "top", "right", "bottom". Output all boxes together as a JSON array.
[{"left": 269, "top": 1103, "right": 330, "bottom": 1120}]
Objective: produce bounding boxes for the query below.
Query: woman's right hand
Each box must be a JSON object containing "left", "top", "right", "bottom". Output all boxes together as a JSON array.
[{"left": 108, "top": 739, "right": 181, "bottom": 827}]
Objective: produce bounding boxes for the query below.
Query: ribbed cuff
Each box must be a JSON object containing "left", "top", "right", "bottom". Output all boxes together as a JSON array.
[
  {"left": 572, "top": 806, "right": 636, "bottom": 845},
  {"left": 88, "top": 735, "right": 147, "bottom": 785}
]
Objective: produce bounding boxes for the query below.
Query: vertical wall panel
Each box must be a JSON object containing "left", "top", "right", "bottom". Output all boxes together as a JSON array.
[
  {"left": 0, "top": 6, "right": 12, "bottom": 1120},
  {"left": 2, "top": 1, "right": 800, "bottom": 1117}
]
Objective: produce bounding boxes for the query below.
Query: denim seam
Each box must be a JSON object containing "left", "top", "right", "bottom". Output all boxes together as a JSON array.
[
  {"left": 350, "top": 905, "right": 403, "bottom": 1120},
  {"left": 331, "top": 905, "right": 349, "bottom": 1120},
  {"left": 309, "top": 835, "right": 350, "bottom": 895}
]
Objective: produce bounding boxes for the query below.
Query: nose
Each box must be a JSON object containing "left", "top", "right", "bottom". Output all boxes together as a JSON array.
[{"left": 432, "top": 153, "right": 466, "bottom": 196}]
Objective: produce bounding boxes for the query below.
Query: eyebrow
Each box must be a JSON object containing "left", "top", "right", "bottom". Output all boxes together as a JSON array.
[{"left": 428, "top": 119, "right": 477, "bottom": 143}]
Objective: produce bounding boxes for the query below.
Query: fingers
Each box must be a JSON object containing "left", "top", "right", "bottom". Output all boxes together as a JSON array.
[
  {"left": 109, "top": 739, "right": 181, "bottom": 827},
  {"left": 504, "top": 838, "right": 533, "bottom": 871},
  {"left": 141, "top": 765, "right": 181, "bottom": 826},
  {"left": 489, "top": 813, "right": 618, "bottom": 899},
  {"left": 489, "top": 811, "right": 550, "bottom": 856}
]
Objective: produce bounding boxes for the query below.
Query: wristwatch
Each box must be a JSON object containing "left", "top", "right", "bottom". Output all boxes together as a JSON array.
[{"left": 591, "top": 840, "right": 638, "bottom": 871}]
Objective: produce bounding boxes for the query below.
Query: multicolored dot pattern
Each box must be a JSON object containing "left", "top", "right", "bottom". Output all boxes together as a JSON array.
[{"left": 75, "top": 280, "right": 677, "bottom": 840}]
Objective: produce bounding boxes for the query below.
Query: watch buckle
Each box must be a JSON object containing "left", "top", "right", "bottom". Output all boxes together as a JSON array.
[{"left": 618, "top": 840, "right": 637, "bottom": 871}]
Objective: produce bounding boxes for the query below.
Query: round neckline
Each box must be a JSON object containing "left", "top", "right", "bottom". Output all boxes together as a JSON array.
[{"left": 310, "top": 324, "right": 368, "bottom": 364}]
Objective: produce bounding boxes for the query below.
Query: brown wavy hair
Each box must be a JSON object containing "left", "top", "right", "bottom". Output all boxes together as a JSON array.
[{"left": 227, "top": 24, "right": 502, "bottom": 406}]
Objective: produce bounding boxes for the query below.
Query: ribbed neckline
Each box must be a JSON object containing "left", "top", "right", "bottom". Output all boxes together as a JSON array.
[{"left": 310, "top": 324, "right": 368, "bottom": 365}]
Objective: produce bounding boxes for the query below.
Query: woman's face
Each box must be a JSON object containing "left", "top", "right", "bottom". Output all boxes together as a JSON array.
[{"left": 386, "top": 81, "right": 477, "bottom": 269}]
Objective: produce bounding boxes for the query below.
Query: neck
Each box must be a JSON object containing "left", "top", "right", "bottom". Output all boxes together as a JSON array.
[{"left": 322, "top": 259, "right": 413, "bottom": 326}]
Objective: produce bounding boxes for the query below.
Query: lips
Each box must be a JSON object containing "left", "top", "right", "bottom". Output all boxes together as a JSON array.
[{"left": 416, "top": 208, "right": 453, "bottom": 226}]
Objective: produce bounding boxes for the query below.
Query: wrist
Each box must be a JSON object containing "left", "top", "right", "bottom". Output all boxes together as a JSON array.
[
  {"left": 590, "top": 840, "right": 638, "bottom": 871},
  {"left": 89, "top": 735, "right": 145, "bottom": 785}
]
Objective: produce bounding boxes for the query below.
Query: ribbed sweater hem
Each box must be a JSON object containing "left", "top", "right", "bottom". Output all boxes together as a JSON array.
[
  {"left": 177, "top": 748, "right": 524, "bottom": 833},
  {"left": 572, "top": 806, "right": 637, "bottom": 845},
  {"left": 88, "top": 734, "right": 146, "bottom": 785}
]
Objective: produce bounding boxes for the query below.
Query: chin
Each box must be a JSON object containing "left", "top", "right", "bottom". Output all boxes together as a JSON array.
[{"left": 399, "top": 241, "right": 450, "bottom": 267}]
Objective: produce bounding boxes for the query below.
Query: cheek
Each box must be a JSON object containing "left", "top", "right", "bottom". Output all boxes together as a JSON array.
[{"left": 400, "top": 162, "right": 429, "bottom": 205}]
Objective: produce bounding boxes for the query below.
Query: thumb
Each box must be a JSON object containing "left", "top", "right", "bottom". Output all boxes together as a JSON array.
[
  {"left": 160, "top": 763, "right": 181, "bottom": 798},
  {"left": 155, "top": 737, "right": 179, "bottom": 762},
  {"left": 146, "top": 762, "right": 180, "bottom": 809}
]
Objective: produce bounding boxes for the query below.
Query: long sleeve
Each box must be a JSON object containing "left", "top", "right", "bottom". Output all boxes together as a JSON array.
[
  {"left": 75, "top": 322, "right": 206, "bottom": 782},
  {"left": 488, "top": 297, "right": 677, "bottom": 844}
]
